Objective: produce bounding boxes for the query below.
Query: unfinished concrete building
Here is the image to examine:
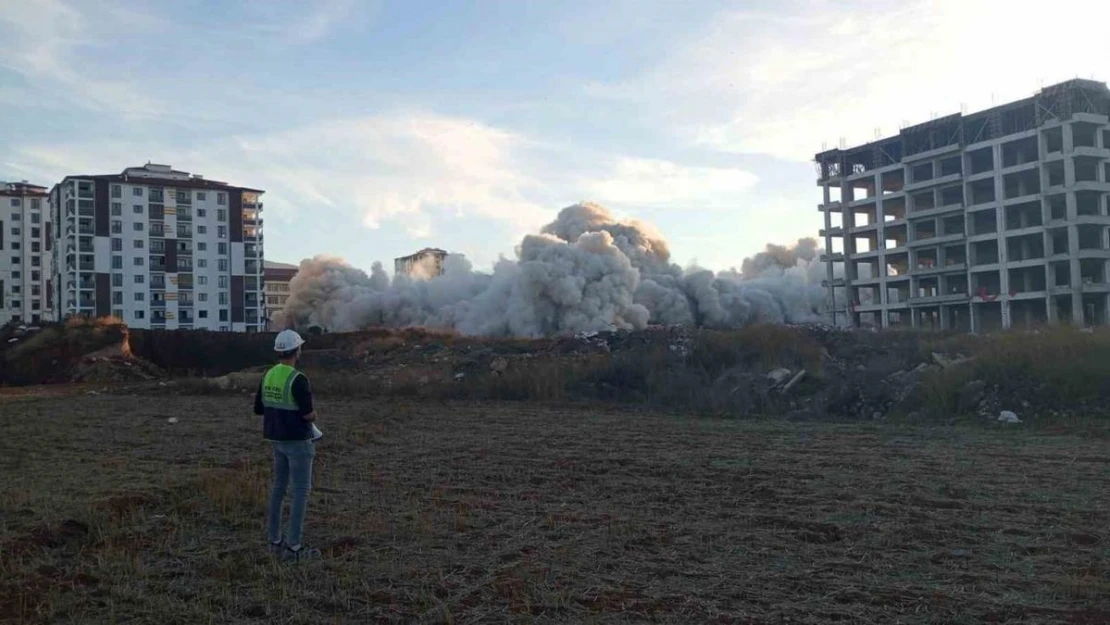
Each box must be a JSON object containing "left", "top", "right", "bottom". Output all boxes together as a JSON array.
[{"left": 816, "top": 79, "right": 1110, "bottom": 332}]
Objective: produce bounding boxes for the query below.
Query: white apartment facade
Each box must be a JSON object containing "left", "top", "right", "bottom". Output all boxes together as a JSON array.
[
  {"left": 50, "top": 164, "right": 265, "bottom": 331},
  {"left": 817, "top": 79, "right": 1110, "bottom": 332},
  {"left": 0, "top": 181, "right": 53, "bottom": 325}
]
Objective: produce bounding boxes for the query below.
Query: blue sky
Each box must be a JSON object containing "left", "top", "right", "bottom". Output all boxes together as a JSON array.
[{"left": 1, "top": 0, "right": 1108, "bottom": 272}]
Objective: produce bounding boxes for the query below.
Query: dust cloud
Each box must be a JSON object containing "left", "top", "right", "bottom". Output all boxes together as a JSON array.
[{"left": 276, "top": 203, "right": 829, "bottom": 336}]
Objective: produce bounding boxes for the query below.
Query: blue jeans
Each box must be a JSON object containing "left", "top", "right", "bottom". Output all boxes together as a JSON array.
[{"left": 268, "top": 440, "right": 315, "bottom": 547}]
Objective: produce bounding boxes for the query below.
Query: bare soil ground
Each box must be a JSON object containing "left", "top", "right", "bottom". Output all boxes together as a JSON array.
[{"left": 2, "top": 391, "right": 1109, "bottom": 624}]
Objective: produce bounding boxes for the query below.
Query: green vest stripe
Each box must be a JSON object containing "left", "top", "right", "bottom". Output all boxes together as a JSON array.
[{"left": 262, "top": 364, "right": 302, "bottom": 411}]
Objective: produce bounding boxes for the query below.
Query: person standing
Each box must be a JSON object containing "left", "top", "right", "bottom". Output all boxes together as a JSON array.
[{"left": 254, "top": 329, "right": 321, "bottom": 562}]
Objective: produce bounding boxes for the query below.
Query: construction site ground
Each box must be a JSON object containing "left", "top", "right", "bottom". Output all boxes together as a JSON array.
[{"left": 3, "top": 391, "right": 1109, "bottom": 624}]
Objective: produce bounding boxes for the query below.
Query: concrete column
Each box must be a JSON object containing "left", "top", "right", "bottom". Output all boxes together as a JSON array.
[
  {"left": 1069, "top": 223, "right": 1085, "bottom": 325},
  {"left": 994, "top": 143, "right": 1011, "bottom": 329},
  {"left": 823, "top": 184, "right": 836, "bottom": 325},
  {"left": 1046, "top": 294, "right": 1058, "bottom": 324}
]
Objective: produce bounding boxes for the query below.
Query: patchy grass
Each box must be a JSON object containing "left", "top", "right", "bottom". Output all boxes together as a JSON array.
[{"left": 2, "top": 391, "right": 1109, "bottom": 623}]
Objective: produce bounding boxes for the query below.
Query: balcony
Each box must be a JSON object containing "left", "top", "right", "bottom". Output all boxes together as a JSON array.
[
  {"left": 244, "top": 262, "right": 260, "bottom": 274},
  {"left": 78, "top": 224, "right": 94, "bottom": 235},
  {"left": 78, "top": 261, "right": 95, "bottom": 271}
]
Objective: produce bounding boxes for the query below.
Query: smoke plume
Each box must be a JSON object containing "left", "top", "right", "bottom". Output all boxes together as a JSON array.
[{"left": 276, "top": 202, "right": 828, "bottom": 336}]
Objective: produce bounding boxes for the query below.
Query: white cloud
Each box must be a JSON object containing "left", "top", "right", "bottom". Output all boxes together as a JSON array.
[
  {"left": 591, "top": 0, "right": 1110, "bottom": 161},
  {"left": 586, "top": 157, "right": 757, "bottom": 207},
  {"left": 7, "top": 111, "right": 763, "bottom": 241},
  {"left": 0, "top": 0, "right": 166, "bottom": 116},
  {"left": 242, "top": 0, "right": 380, "bottom": 45}
]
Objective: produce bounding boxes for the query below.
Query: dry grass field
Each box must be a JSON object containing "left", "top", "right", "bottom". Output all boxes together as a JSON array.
[{"left": 2, "top": 390, "right": 1110, "bottom": 624}]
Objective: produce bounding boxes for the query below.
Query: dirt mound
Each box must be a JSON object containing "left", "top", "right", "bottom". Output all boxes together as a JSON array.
[{"left": 1, "top": 318, "right": 165, "bottom": 386}]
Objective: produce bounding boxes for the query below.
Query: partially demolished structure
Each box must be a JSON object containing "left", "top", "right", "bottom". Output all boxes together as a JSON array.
[{"left": 817, "top": 79, "right": 1110, "bottom": 331}]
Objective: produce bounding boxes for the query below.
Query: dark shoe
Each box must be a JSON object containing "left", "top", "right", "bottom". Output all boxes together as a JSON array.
[
  {"left": 268, "top": 540, "right": 285, "bottom": 556},
  {"left": 281, "top": 544, "right": 322, "bottom": 563}
]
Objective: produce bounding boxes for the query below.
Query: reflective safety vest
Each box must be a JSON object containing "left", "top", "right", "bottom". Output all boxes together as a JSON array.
[
  {"left": 261, "top": 364, "right": 311, "bottom": 441},
  {"left": 262, "top": 364, "right": 303, "bottom": 411}
]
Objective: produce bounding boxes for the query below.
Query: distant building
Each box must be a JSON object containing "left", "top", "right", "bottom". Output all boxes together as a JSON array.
[
  {"left": 264, "top": 260, "right": 298, "bottom": 330},
  {"left": 49, "top": 163, "right": 265, "bottom": 331},
  {"left": 394, "top": 247, "right": 448, "bottom": 277},
  {"left": 816, "top": 79, "right": 1110, "bottom": 332},
  {"left": 0, "top": 181, "right": 53, "bottom": 325}
]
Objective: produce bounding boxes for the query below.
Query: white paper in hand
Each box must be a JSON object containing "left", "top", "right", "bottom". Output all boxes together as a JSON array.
[{"left": 310, "top": 423, "right": 324, "bottom": 441}]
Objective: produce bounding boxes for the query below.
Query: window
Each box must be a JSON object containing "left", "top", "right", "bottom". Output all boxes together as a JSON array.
[
  {"left": 111, "top": 220, "right": 122, "bottom": 234},
  {"left": 198, "top": 275, "right": 208, "bottom": 285},
  {"left": 197, "top": 225, "right": 207, "bottom": 235},
  {"left": 112, "top": 255, "right": 123, "bottom": 269},
  {"left": 134, "top": 257, "right": 144, "bottom": 266},
  {"left": 218, "top": 243, "right": 228, "bottom": 255},
  {"left": 198, "top": 259, "right": 207, "bottom": 268},
  {"left": 135, "top": 292, "right": 145, "bottom": 301},
  {"left": 112, "top": 185, "right": 121, "bottom": 198},
  {"left": 31, "top": 285, "right": 40, "bottom": 296},
  {"left": 31, "top": 242, "right": 39, "bottom": 253},
  {"left": 11, "top": 227, "right": 19, "bottom": 236},
  {"left": 10, "top": 198, "right": 21, "bottom": 207},
  {"left": 111, "top": 202, "right": 122, "bottom": 216},
  {"left": 10, "top": 256, "right": 19, "bottom": 264},
  {"left": 134, "top": 274, "right": 145, "bottom": 284},
  {"left": 113, "top": 309, "right": 123, "bottom": 319},
  {"left": 112, "top": 292, "right": 123, "bottom": 305},
  {"left": 11, "top": 242, "right": 19, "bottom": 251},
  {"left": 112, "top": 273, "right": 123, "bottom": 287},
  {"left": 30, "top": 227, "right": 39, "bottom": 238},
  {"left": 218, "top": 259, "right": 229, "bottom": 272},
  {"left": 11, "top": 301, "right": 20, "bottom": 309},
  {"left": 134, "top": 310, "right": 145, "bottom": 320},
  {"left": 30, "top": 271, "right": 39, "bottom": 281},
  {"left": 11, "top": 271, "right": 19, "bottom": 279},
  {"left": 133, "top": 187, "right": 143, "bottom": 197},
  {"left": 197, "top": 242, "right": 207, "bottom": 251},
  {"left": 111, "top": 238, "right": 122, "bottom": 251},
  {"left": 197, "top": 208, "right": 206, "bottom": 217},
  {"left": 197, "top": 192, "right": 207, "bottom": 201},
  {"left": 31, "top": 257, "right": 39, "bottom": 267},
  {"left": 134, "top": 239, "right": 144, "bottom": 249},
  {"left": 31, "top": 300, "right": 39, "bottom": 311},
  {"left": 11, "top": 213, "right": 20, "bottom": 221},
  {"left": 219, "top": 310, "right": 228, "bottom": 322},
  {"left": 12, "top": 285, "right": 20, "bottom": 294},
  {"left": 199, "top": 292, "right": 208, "bottom": 302},
  {"left": 199, "top": 310, "right": 208, "bottom": 319},
  {"left": 134, "top": 205, "right": 143, "bottom": 214},
  {"left": 30, "top": 213, "right": 40, "bottom": 224},
  {"left": 31, "top": 199, "right": 40, "bottom": 210},
  {"left": 217, "top": 193, "right": 226, "bottom": 205},
  {"left": 134, "top": 222, "right": 144, "bottom": 232},
  {"left": 218, "top": 292, "right": 228, "bottom": 304}
]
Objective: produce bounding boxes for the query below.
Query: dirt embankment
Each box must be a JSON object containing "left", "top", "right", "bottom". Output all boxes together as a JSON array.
[{"left": 8, "top": 318, "right": 1110, "bottom": 423}]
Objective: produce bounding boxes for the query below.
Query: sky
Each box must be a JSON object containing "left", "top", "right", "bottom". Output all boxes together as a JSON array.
[{"left": 1, "top": 0, "right": 1108, "bottom": 273}]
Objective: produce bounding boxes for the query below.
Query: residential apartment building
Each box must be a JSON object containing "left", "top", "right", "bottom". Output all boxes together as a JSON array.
[
  {"left": 394, "top": 247, "right": 447, "bottom": 277},
  {"left": 0, "top": 181, "right": 53, "bottom": 325},
  {"left": 816, "top": 79, "right": 1110, "bottom": 332},
  {"left": 264, "top": 260, "right": 298, "bottom": 329},
  {"left": 50, "top": 164, "right": 265, "bottom": 331}
]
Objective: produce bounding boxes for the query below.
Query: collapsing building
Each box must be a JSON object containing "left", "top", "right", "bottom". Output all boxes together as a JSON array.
[
  {"left": 394, "top": 248, "right": 448, "bottom": 278},
  {"left": 816, "top": 79, "right": 1110, "bottom": 332}
]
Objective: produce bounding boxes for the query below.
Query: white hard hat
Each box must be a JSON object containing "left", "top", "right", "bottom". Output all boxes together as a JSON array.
[{"left": 274, "top": 329, "right": 306, "bottom": 352}]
